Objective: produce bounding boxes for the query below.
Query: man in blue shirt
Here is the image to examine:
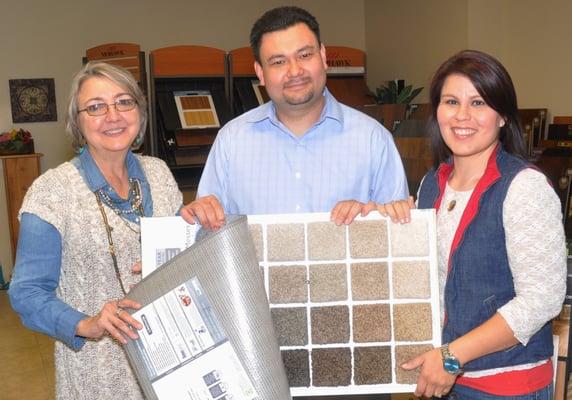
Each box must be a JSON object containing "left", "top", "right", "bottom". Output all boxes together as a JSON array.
[{"left": 182, "top": 6, "right": 408, "bottom": 229}]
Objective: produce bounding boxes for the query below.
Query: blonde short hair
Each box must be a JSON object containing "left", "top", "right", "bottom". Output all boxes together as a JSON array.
[{"left": 66, "top": 62, "right": 147, "bottom": 152}]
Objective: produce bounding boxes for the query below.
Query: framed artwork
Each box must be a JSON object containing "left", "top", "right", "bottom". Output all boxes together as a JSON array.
[{"left": 9, "top": 78, "right": 57, "bottom": 123}]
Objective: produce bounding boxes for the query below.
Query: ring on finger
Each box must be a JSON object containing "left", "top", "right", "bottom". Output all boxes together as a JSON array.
[{"left": 115, "top": 307, "right": 124, "bottom": 316}]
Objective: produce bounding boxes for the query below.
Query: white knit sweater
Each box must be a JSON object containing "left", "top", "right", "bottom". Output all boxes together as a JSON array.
[{"left": 20, "top": 155, "right": 182, "bottom": 400}]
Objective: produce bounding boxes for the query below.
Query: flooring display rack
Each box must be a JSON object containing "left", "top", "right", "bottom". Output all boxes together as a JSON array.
[{"left": 149, "top": 45, "right": 232, "bottom": 190}]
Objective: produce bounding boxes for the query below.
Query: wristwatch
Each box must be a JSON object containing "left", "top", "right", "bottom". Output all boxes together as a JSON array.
[{"left": 441, "top": 343, "right": 463, "bottom": 375}]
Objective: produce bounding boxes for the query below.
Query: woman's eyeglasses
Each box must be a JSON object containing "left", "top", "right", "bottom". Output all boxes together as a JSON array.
[{"left": 78, "top": 98, "right": 137, "bottom": 116}]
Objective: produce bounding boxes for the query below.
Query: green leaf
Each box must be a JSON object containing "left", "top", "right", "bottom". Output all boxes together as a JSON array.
[
  {"left": 387, "top": 80, "right": 398, "bottom": 103},
  {"left": 372, "top": 80, "right": 423, "bottom": 104},
  {"left": 396, "top": 85, "right": 413, "bottom": 103},
  {"left": 403, "top": 87, "right": 424, "bottom": 104}
]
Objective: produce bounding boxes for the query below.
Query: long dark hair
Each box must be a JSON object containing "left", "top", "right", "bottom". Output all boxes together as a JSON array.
[{"left": 428, "top": 50, "right": 527, "bottom": 167}]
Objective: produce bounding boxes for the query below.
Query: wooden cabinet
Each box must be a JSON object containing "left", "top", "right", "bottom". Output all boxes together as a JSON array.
[{"left": 1, "top": 153, "right": 42, "bottom": 262}]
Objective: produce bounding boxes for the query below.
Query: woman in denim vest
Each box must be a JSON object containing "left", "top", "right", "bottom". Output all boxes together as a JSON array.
[{"left": 370, "top": 50, "right": 566, "bottom": 399}]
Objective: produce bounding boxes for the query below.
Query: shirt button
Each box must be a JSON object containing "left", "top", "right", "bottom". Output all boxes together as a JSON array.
[
  {"left": 295, "top": 204, "right": 301, "bottom": 211},
  {"left": 295, "top": 172, "right": 301, "bottom": 179}
]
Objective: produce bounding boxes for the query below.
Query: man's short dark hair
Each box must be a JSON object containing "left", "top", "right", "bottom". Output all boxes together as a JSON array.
[{"left": 250, "top": 6, "right": 321, "bottom": 63}]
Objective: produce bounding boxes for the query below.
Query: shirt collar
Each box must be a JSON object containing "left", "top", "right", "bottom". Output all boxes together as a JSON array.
[
  {"left": 245, "top": 87, "right": 344, "bottom": 127},
  {"left": 78, "top": 148, "right": 146, "bottom": 193}
]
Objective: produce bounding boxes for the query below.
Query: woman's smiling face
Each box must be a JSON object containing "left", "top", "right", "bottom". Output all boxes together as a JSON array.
[
  {"left": 77, "top": 76, "right": 140, "bottom": 158},
  {"left": 437, "top": 73, "right": 505, "bottom": 161}
]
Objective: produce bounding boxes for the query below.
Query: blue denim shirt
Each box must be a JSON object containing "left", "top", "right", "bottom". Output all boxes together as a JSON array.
[
  {"left": 418, "top": 146, "right": 553, "bottom": 371},
  {"left": 9, "top": 149, "right": 153, "bottom": 350}
]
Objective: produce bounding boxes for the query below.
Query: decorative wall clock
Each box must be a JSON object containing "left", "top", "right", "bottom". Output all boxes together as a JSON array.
[{"left": 9, "top": 78, "right": 57, "bottom": 123}]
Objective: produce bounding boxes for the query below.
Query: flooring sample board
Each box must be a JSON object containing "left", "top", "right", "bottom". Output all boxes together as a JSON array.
[
  {"left": 248, "top": 210, "right": 439, "bottom": 396},
  {"left": 173, "top": 90, "right": 220, "bottom": 129}
]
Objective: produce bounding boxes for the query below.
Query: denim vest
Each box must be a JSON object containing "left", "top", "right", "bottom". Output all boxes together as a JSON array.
[{"left": 418, "top": 146, "right": 553, "bottom": 372}]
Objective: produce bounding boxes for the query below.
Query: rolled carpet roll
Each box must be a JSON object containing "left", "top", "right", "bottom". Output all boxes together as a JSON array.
[{"left": 125, "top": 215, "right": 292, "bottom": 400}]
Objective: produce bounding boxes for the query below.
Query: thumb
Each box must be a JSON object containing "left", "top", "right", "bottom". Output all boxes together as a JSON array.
[
  {"left": 407, "top": 195, "right": 416, "bottom": 209},
  {"left": 401, "top": 355, "right": 424, "bottom": 370},
  {"left": 361, "top": 201, "right": 376, "bottom": 217}
]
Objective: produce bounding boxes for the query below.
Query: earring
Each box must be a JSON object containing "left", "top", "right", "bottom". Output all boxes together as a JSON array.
[{"left": 132, "top": 134, "right": 143, "bottom": 149}]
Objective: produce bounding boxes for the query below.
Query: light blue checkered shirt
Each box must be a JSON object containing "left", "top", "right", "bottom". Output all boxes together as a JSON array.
[{"left": 197, "top": 89, "right": 408, "bottom": 214}]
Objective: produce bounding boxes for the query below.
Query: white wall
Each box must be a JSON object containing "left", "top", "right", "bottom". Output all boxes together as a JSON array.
[
  {"left": 0, "top": 0, "right": 366, "bottom": 278},
  {"left": 2, "top": 0, "right": 571, "bottom": 279},
  {"left": 364, "top": 0, "right": 572, "bottom": 115},
  {"left": 468, "top": 0, "right": 572, "bottom": 116},
  {"left": 364, "top": 0, "right": 468, "bottom": 103}
]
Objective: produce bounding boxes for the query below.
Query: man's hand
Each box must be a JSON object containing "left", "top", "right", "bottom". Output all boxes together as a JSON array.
[
  {"left": 330, "top": 200, "right": 368, "bottom": 225},
  {"left": 180, "top": 195, "right": 226, "bottom": 230}
]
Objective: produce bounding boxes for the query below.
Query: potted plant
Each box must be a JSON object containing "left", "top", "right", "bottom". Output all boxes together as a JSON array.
[
  {"left": 361, "top": 80, "right": 423, "bottom": 131},
  {"left": 373, "top": 79, "right": 423, "bottom": 105},
  {"left": 0, "top": 128, "right": 34, "bottom": 155}
]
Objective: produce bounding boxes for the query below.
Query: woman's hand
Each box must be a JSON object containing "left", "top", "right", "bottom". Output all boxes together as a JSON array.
[
  {"left": 402, "top": 347, "right": 456, "bottom": 398},
  {"left": 376, "top": 196, "right": 416, "bottom": 224},
  {"left": 131, "top": 261, "right": 142, "bottom": 275},
  {"left": 76, "top": 298, "right": 143, "bottom": 345}
]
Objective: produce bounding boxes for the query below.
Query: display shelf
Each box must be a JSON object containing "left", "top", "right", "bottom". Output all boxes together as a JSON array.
[{"left": 149, "top": 45, "right": 231, "bottom": 189}]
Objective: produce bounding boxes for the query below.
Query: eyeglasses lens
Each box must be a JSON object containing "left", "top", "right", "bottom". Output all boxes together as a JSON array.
[{"left": 84, "top": 99, "right": 136, "bottom": 116}]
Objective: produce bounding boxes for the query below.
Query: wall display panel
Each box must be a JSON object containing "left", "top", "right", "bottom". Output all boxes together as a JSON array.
[
  {"left": 150, "top": 46, "right": 231, "bottom": 189},
  {"left": 325, "top": 46, "right": 373, "bottom": 109},
  {"left": 231, "top": 79, "right": 269, "bottom": 115},
  {"left": 392, "top": 103, "right": 433, "bottom": 196},
  {"left": 251, "top": 80, "right": 270, "bottom": 106},
  {"left": 153, "top": 78, "right": 230, "bottom": 174},
  {"left": 248, "top": 210, "right": 440, "bottom": 396},
  {"left": 228, "top": 47, "right": 269, "bottom": 116},
  {"left": 84, "top": 43, "right": 147, "bottom": 93},
  {"left": 534, "top": 146, "right": 572, "bottom": 237},
  {"left": 174, "top": 91, "right": 220, "bottom": 129},
  {"left": 518, "top": 108, "right": 548, "bottom": 156}
]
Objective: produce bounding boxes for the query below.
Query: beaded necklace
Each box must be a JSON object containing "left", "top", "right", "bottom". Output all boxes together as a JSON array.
[
  {"left": 97, "top": 178, "right": 143, "bottom": 216},
  {"left": 97, "top": 179, "right": 143, "bottom": 235},
  {"left": 94, "top": 178, "right": 144, "bottom": 296}
]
